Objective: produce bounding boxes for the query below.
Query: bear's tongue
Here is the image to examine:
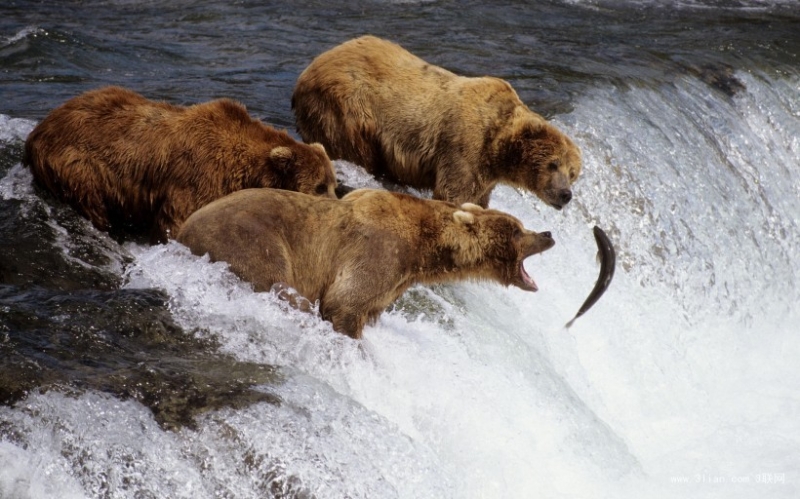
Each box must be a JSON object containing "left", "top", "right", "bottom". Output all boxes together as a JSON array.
[{"left": 519, "top": 261, "right": 538, "bottom": 292}]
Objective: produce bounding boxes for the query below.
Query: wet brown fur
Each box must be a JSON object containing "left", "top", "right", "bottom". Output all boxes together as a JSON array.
[
  {"left": 24, "top": 86, "right": 338, "bottom": 242},
  {"left": 177, "top": 188, "right": 555, "bottom": 338},
  {"left": 292, "top": 35, "right": 582, "bottom": 209}
]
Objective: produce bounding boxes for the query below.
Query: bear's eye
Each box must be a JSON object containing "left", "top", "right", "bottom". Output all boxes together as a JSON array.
[
  {"left": 548, "top": 161, "right": 559, "bottom": 172},
  {"left": 315, "top": 183, "right": 329, "bottom": 194},
  {"left": 512, "top": 227, "right": 522, "bottom": 239},
  {"left": 570, "top": 171, "right": 577, "bottom": 181}
]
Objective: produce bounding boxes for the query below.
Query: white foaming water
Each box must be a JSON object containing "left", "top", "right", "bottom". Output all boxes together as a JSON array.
[
  {"left": 2, "top": 69, "right": 799, "bottom": 498},
  {"left": 0, "top": 115, "right": 35, "bottom": 146}
]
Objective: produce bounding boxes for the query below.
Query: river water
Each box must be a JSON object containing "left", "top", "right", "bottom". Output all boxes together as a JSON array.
[{"left": 1, "top": 1, "right": 799, "bottom": 498}]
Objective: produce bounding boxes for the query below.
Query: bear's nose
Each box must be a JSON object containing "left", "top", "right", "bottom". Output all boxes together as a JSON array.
[
  {"left": 559, "top": 189, "right": 572, "bottom": 206},
  {"left": 540, "top": 231, "right": 552, "bottom": 239}
]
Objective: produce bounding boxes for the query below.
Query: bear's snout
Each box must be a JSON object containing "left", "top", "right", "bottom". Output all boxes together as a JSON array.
[
  {"left": 538, "top": 232, "right": 556, "bottom": 252},
  {"left": 520, "top": 230, "right": 555, "bottom": 258},
  {"left": 558, "top": 189, "right": 572, "bottom": 206},
  {"left": 543, "top": 186, "right": 573, "bottom": 210}
]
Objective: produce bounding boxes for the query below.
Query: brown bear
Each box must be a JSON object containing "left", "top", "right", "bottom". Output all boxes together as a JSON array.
[
  {"left": 25, "top": 86, "right": 338, "bottom": 243},
  {"left": 292, "top": 35, "right": 582, "bottom": 209},
  {"left": 177, "top": 187, "right": 555, "bottom": 339}
]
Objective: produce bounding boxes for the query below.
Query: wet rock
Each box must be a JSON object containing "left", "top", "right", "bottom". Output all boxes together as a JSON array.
[
  {"left": 0, "top": 286, "right": 282, "bottom": 430},
  {"left": 686, "top": 62, "right": 746, "bottom": 97},
  {"left": 0, "top": 196, "right": 121, "bottom": 291}
]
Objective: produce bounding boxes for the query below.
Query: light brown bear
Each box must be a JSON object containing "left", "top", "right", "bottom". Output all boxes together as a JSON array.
[
  {"left": 177, "top": 187, "right": 555, "bottom": 339},
  {"left": 292, "top": 35, "right": 582, "bottom": 209},
  {"left": 25, "top": 86, "right": 338, "bottom": 243}
]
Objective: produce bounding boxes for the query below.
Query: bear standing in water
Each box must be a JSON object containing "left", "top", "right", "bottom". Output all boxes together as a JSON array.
[
  {"left": 25, "top": 86, "right": 338, "bottom": 243},
  {"left": 177, "top": 188, "right": 555, "bottom": 339},
  {"left": 292, "top": 35, "right": 582, "bottom": 209}
]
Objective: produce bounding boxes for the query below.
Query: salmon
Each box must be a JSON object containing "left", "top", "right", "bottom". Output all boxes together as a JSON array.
[{"left": 566, "top": 226, "right": 616, "bottom": 328}]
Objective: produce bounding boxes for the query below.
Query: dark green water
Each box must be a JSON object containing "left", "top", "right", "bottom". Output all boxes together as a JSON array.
[{"left": 2, "top": 0, "right": 798, "bottom": 122}]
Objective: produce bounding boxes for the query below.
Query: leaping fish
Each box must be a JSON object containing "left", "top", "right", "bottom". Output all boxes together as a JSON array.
[{"left": 565, "top": 226, "right": 616, "bottom": 328}]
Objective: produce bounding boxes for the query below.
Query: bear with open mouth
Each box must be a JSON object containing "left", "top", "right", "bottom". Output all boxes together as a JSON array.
[{"left": 177, "top": 187, "right": 555, "bottom": 338}]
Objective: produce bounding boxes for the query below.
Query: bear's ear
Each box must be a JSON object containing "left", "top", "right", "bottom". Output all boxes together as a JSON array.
[
  {"left": 270, "top": 146, "right": 295, "bottom": 170},
  {"left": 521, "top": 122, "right": 550, "bottom": 142},
  {"left": 459, "top": 203, "right": 483, "bottom": 212},
  {"left": 453, "top": 210, "right": 475, "bottom": 225},
  {"left": 309, "top": 142, "right": 326, "bottom": 154}
]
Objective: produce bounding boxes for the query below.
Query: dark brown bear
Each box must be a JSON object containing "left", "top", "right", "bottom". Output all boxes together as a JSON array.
[
  {"left": 292, "top": 35, "right": 581, "bottom": 209},
  {"left": 25, "top": 86, "right": 338, "bottom": 242},
  {"left": 177, "top": 188, "right": 555, "bottom": 338}
]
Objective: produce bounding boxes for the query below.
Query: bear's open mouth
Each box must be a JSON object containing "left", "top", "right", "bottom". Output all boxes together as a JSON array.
[{"left": 519, "top": 261, "right": 538, "bottom": 292}]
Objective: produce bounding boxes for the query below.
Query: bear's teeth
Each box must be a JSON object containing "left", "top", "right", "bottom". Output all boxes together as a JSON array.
[{"left": 520, "top": 262, "right": 538, "bottom": 292}]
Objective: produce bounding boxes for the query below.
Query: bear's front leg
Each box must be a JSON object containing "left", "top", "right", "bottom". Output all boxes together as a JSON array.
[
  {"left": 320, "top": 283, "right": 383, "bottom": 339},
  {"left": 433, "top": 164, "right": 488, "bottom": 207},
  {"left": 324, "top": 308, "right": 367, "bottom": 339},
  {"left": 319, "top": 253, "right": 406, "bottom": 339}
]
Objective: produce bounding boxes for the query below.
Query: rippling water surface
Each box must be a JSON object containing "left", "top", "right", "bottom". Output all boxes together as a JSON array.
[{"left": 1, "top": 1, "right": 799, "bottom": 498}]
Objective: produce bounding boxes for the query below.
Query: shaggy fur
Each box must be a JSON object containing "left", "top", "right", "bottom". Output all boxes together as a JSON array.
[
  {"left": 292, "top": 35, "right": 581, "bottom": 209},
  {"left": 25, "top": 86, "right": 338, "bottom": 242}
]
